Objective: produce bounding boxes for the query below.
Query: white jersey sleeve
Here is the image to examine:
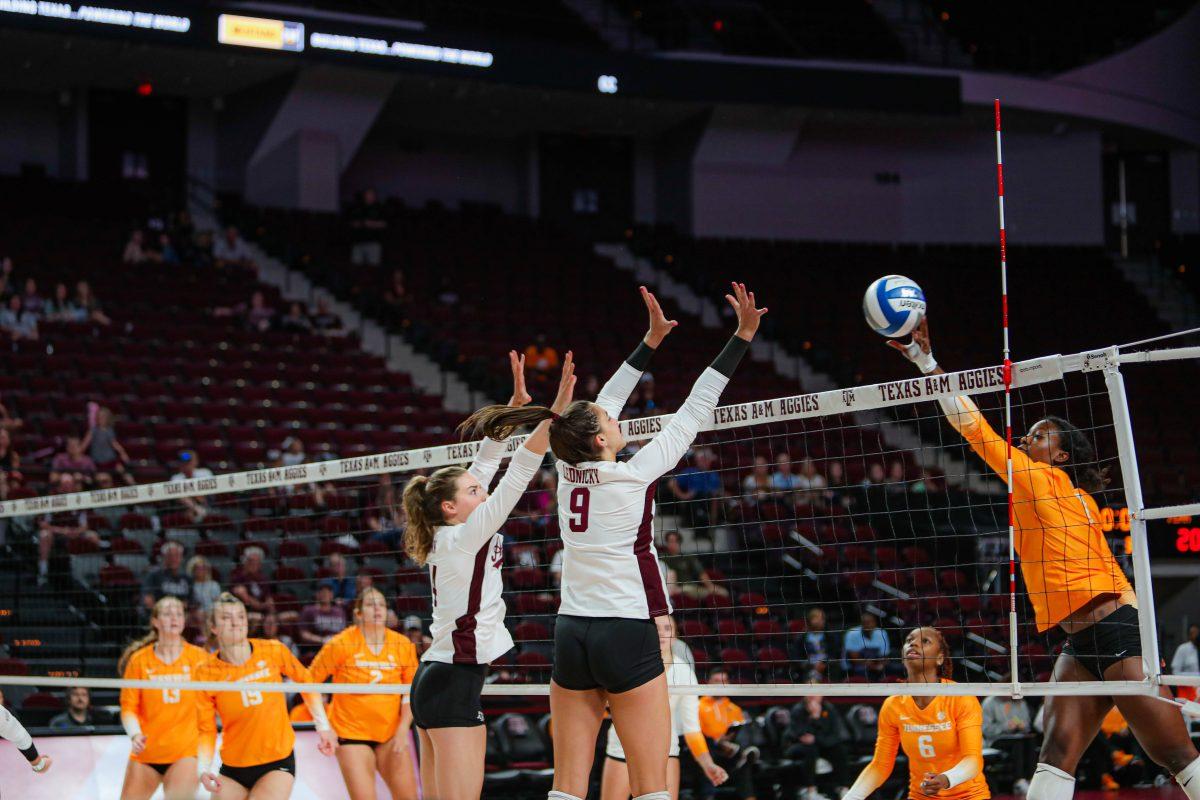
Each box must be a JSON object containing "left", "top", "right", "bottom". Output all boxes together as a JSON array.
[
  {"left": 625, "top": 368, "right": 728, "bottom": 483},
  {"left": 672, "top": 659, "right": 702, "bottom": 738},
  {"left": 595, "top": 361, "right": 644, "bottom": 420},
  {"left": 444, "top": 445, "right": 542, "bottom": 555},
  {"left": 467, "top": 436, "right": 508, "bottom": 489},
  {"left": 0, "top": 705, "right": 34, "bottom": 752}
]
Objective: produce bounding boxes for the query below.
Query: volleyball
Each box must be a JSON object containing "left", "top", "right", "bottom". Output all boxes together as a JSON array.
[{"left": 863, "top": 274, "right": 926, "bottom": 337}]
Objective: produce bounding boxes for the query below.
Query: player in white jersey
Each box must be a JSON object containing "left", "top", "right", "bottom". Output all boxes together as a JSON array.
[
  {"left": 600, "top": 616, "right": 727, "bottom": 800},
  {"left": 404, "top": 350, "right": 575, "bottom": 800},
  {"left": 464, "top": 283, "right": 767, "bottom": 800},
  {"left": 0, "top": 700, "right": 52, "bottom": 774}
]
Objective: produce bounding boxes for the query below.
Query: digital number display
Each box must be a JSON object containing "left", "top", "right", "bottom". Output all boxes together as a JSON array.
[{"left": 1104, "top": 509, "right": 1197, "bottom": 559}]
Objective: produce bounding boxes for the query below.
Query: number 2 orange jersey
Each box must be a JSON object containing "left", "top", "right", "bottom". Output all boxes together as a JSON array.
[
  {"left": 868, "top": 686, "right": 989, "bottom": 800},
  {"left": 196, "top": 639, "right": 311, "bottom": 768},
  {"left": 119, "top": 642, "right": 209, "bottom": 764},
  {"left": 309, "top": 626, "right": 418, "bottom": 742}
]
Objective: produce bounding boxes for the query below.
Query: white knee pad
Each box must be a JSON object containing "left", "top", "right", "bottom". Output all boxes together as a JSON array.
[
  {"left": 1176, "top": 755, "right": 1200, "bottom": 800},
  {"left": 1027, "top": 763, "right": 1075, "bottom": 800},
  {"left": 548, "top": 793, "right": 584, "bottom": 800},
  {"left": 633, "top": 794, "right": 671, "bottom": 800}
]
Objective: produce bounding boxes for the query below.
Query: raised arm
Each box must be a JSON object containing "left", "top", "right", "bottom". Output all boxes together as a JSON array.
[
  {"left": 450, "top": 354, "right": 577, "bottom": 554},
  {"left": 469, "top": 351, "right": 534, "bottom": 487},
  {"left": 595, "top": 286, "right": 678, "bottom": 419},
  {"left": 627, "top": 283, "right": 766, "bottom": 483}
]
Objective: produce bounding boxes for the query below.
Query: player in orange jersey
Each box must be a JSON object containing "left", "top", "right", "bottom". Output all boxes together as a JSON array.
[
  {"left": 891, "top": 318, "right": 1200, "bottom": 800},
  {"left": 118, "top": 596, "right": 209, "bottom": 800},
  {"left": 844, "top": 626, "right": 989, "bottom": 800},
  {"left": 196, "top": 592, "right": 336, "bottom": 799},
  {"left": 310, "top": 586, "right": 420, "bottom": 800}
]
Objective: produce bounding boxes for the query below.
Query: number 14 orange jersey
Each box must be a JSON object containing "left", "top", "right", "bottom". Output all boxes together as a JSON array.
[{"left": 309, "top": 626, "right": 417, "bottom": 743}]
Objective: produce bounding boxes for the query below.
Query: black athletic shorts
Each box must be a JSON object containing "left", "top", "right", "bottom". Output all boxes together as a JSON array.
[
  {"left": 1061, "top": 604, "right": 1142, "bottom": 679},
  {"left": 146, "top": 762, "right": 171, "bottom": 776},
  {"left": 219, "top": 752, "right": 295, "bottom": 789},
  {"left": 552, "top": 615, "right": 663, "bottom": 694},
  {"left": 338, "top": 737, "right": 385, "bottom": 747},
  {"left": 410, "top": 660, "right": 489, "bottom": 729}
]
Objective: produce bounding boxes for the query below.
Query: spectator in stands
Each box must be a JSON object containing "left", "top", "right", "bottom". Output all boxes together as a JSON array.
[
  {"left": 36, "top": 477, "right": 102, "bottom": 585},
  {"left": 667, "top": 447, "right": 723, "bottom": 531},
  {"left": 242, "top": 290, "right": 275, "bottom": 332},
  {"left": 81, "top": 406, "right": 133, "bottom": 485},
  {"left": 885, "top": 460, "right": 908, "bottom": 497},
  {"left": 796, "top": 458, "right": 827, "bottom": 503},
  {"left": 50, "top": 436, "right": 97, "bottom": 487},
  {"left": 784, "top": 693, "right": 851, "bottom": 800},
  {"left": 187, "top": 555, "right": 221, "bottom": 624},
  {"left": 981, "top": 686, "right": 1035, "bottom": 794},
  {"left": 19, "top": 278, "right": 43, "bottom": 318},
  {"left": 299, "top": 580, "right": 348, "bottom": 651},
  {"left": 157, "top": 232, "right": 180, "bottom": 265},
  {"left": 1171, "top": 624, "right": 1200, "bottom": 700},
  {"left": 348, "top": 187, "right": 387, "bottom": 266},
  {"left": 230, "top": 546, "right": 275, "bottom": 623},
  {"left": 278, "top": 436, "right": 306, "bottom": 467},
  {"left": 262, "top": 611, "right": 299, "bottom": 657},
  {"left": 310, "top": 295, "right": 342, "bottom": 334},
  {"left": 43, "top": 282, "right": 84, "bottom": 323},
  {"left": 842, "top": 611, "right": 890, "bottom": 680},
  {"left": 403, "top": 615, "right": 430, "bottom": 656},
  {"left": 0, "top": 295, "right": 38, "bottom": 341},
  {"left": 770, "top": 453, "right": 802, "bottom": 493},
  {"left": 73, "top": 281, "right": 110, "bottom": 326},
  {"left": 49, "top": 687, "right": 96, "bottom": 731},
  {"left": 278, "top": 301, "right": 311, "bottom": 334},
  {"left": 661, "top": 530, "right": 728, "bottom": 602},
  {"left": 795, "top": 607, "right": 839, "bottom": 680},
  {"left": 213, "top": 225, "right": 254, "bottom": 270},
  {"left": 170, "top": 450, "right": 213, "bottom": 522},
  {"left": 141, "top": 540, "right": 192, "bottom": 615},
  {"left": 322, "top": 552, "right": 355, "bottom": 606},
  {"left": 367, "top": 505, "right": 404, "bottom": 552},
  {"left": 822, "top": 461, "right": 849, "bottom": 509},
  {"left": 523, "top": 333, "right": 560, "bottom": 372},
  {"left": 382, "top": 269, "right": 407, "bottom": 309},
  {"left": 0, "top": 399, "right": 22, "bottom": 433},
  {"left": 0, "top": 428, "right": 21, "bottom": 495},
  {"left": 122, "top": 229, "right": 152, "bottom": 264},
  {"left": 354, "top": 571, "right": 375, "bottom": 597},
  {"left": 742, "top": 455, "right": 772, "bottom": 499},
  {"left": 699, "top": 668, "right": 759, "bottom": 800}
]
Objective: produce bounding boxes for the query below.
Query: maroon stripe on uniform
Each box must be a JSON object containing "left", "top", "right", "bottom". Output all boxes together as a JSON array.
[
  {"left": 451, "top": 540, "right": 491, "bottom": 663},
  {"left": 633, "top": 480, "right": 670, "bottom": 616}
]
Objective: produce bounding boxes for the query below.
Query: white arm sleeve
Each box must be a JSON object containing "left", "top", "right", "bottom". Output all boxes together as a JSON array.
[
  {"left": 595, "top": 361, "right": 644, "bottom": 420},
  {"left": 449, "top": 446, "right": 543, "bottom": 554},
  {"left": 0, "top": 705, "right": 33, "bottom": 751},
  {"left": 627, "top": 368, "right": 728, "bottom": 483},
  {"left": 467, "top": 437, "right": 508, "bottom": 489},
  {"left": 674, "top": 662, "right": 703, "bottom": 736}
]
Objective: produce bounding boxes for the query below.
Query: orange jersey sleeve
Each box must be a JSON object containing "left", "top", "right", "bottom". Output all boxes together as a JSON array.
[
  {"left": 944, "top": 395, "right": 1133, "bottom": 630},
  {"left": 120, "top": 643, "right": 208, "bottom": 764},
  {"left": 315, "top": 627, "right": 417, "bottom": 742},
  {"left": 197, "top": 639, "right": 300, "bottom": 768}
]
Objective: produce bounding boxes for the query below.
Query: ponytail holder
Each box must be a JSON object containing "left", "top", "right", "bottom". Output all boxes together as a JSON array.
[{"left": 550, "top": 412, "right": 561, "bottom": 422}]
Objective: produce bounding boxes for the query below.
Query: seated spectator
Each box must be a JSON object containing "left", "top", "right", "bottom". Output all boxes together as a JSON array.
[
  {"left": 0, "top": 428, "right": 22, "bottom": 494},
  {"left": 885, "top": 460, "right": 907, "bottom": 496},
  {"left": 0, "top": 295, "right": 38, "bottom": 341},
  {"left": 403, "top": 615, "right": 431, "bottom": 656},
  {"left": 381, "top": 269, "right": 407, "bottom": 309},
  {"left": 354, "top": 571, "right": 375, "bottom": 597},
  {"left": 43, "top": 282, "right": 85, "bottom": 323},
  {"left": 278, "top": 302, "right": 312, "bottom": 334},
  {"left": 842, "top": 611, "right": 890, "bottom": 680},
  {"left": 322, "top": 552, "right": 356, "bottom": 606},
  {"left": 187, "top": 555, "right": 221, "bottom": 632},
  {"left": 19, "top": 278, "right": 43, "bottom": 318},
  {"left": 367, "top": 506, "right": 404, "bottom": 552},
  {"left": 82, "top": 406, "right": 133, "bottom": 485},
  {"left": 666, "top": 447, "right": 723, "bottom": 531},
  {"left": 1171, "top": 624, "right": 1199, "bottom": 703},
  {"left": 141, "top": 541, "right": 191, "bottom": 615},
  {"left": 213, "top": 225, "right": 255, "bottom": 270},
  {"left": 822, "top": 461, "right": 849, "bottom": 509},
  {"left": 861, "top": 462, "right": 885, "bottom": 487},
  {"left": 794, "top": 607, "right": 839, "bottom": 680},
  {"left": 698, "top": 668, "right": 759, "bottom": 800},
  {"left": 49, "top": 687, "right": 96, "bottom": 731},
  {"left": 299, "top": 580, "right": 348, "bottom": 651},
  {"left": 742, "top": 455, "right": 772, "bottom": 499},
  {"left": 262, "top": 611, "right": 299, "bottom": 657},
  {"left": 37, "top": 477, "right": 102, "bottom": 585},
  {"left": 523, "top": 333, "right": 559, "bottom": 372},
  {"left": 348, "top": 187, "right": 387, "bottom": 266},
  {"left": 660, "top": 531, "right": 728, "bottom": 602},
  {"left": 74, "top": 281, "right": 111, "bottom": 326},
  {"left": 796, "top": 457, "right": 827, "bottom": 503},
  {"left": 0, "top": 399, "right": 23, "bottom": 433},
  {"left": 784, "top": 694, "right": 851, "bottom": 799},
  {"left": 230, "top": 546, "right": 275, "bottom": 622},
  {"left": 170, "top": 450, "right": 214, "bottom": 522},
  {"left": 157, "top": 232, "right": 180, "bottom": 264},
  {"left": 770, "top": 452, "right": 802, "bottom": 493},
  {"left": 123, "top": 229, "right": 153, "bottom": 264},
  {"left": 310, "top": 295, "right": 342, "bottom": 334},
  {"left": 243, "top": 290, "right": 275, "bottom": 332},
  {"left": 278, "top": 436, "right": 306, "bottom": 467},
  {"left": 50, "top": 436, "right": 97, "bottom": 487},
  {"left": 982, "top": 685, "right": 1035, "bottom": 794}
]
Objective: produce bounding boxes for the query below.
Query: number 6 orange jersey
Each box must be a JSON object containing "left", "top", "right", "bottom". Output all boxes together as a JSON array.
[
  {"left": 309, "top": 626, "right": 418, "bottom": 742},
  {"left": 119, "top": 642, "right": 209, "bottom": 764}
]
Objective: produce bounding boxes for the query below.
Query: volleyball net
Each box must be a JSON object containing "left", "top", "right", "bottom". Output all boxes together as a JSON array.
[{"left": 0, "top": 342, "right": 1196, "bottom": 706}]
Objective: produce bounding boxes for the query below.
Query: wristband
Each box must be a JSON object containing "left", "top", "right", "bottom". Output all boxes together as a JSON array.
[
  {"left": 915, "top": 350, "right": 939, "bottom": 374},
  {"left": 711, "top": 336, "right": 750, "bottom": 377},
  {"left": 627, "top": 341, "right": 656, "bottom": 371},
  {"left": 20, "top": 744, "right": 40, "bottom": 763}
]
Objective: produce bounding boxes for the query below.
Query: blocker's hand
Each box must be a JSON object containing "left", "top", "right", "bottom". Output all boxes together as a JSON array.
[
  {"left": 920, "top": 771, "right": 951, "bottom": 794},
  {"left": 30, "top": 755, "right": 52, "bottom": 774},
  {"left": 726, "top": 282, "right": 767, "bottom": 341},
  {"left": 508, "top": 351, "right": 532, "bottom": 408},
  {"left": 887, "top": 318, "right": 938, "bottom": 374},
  {"left": 641, "top": 285, "right": 678, "bottom": 348}
]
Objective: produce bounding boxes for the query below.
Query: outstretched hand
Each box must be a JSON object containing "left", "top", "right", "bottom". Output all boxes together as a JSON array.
[
  {"left": 641, "top": 285, "right": 678, "bottom": 347},
  {"left": 551, "top": 351, "right": 576, "bottom": 415},
  {"left": 508, "top": 350, "right": 532, "bottom": 407},
  {"left": 886, "top": 317, "right": 938, "bottom": 374},
  {"left": 725, "top": 282, "right": 767, "bottom": 341}
]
